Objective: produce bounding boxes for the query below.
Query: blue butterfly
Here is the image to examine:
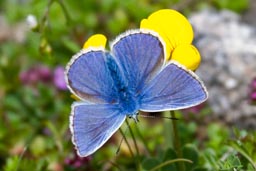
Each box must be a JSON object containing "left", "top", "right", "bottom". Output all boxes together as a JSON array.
[{"left": 65, "top": 29, "right": 208, "bottom": 157}]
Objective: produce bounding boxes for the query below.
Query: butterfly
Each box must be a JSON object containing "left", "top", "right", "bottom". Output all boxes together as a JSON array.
[{"left": 65, "top": 29, "right": 208, "bottom": 157}]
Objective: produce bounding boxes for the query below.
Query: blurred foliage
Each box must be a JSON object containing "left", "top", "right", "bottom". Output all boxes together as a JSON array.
[
  {"left": 212, "top": 0, "right": 249, "bottom": 13},
  {"left": 0, "top": 0, "right": 254, "bottom": 170}
]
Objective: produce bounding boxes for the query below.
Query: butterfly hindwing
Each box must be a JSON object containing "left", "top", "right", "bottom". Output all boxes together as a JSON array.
[
  {"left": 111, "top": 30, "right": 165, "bottom": 93},
  {"left": 70, "top": 102, "right": 126, "bottom": 157},
  {"left": 139, "top": 62, "right": 208, "bottom": 112}
]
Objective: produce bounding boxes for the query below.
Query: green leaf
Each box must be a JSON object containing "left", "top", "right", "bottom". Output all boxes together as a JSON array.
[
  {"left": 203, "top": 148, "right": 219, "bottom": 170},
  {"left": 142, "top": 158, "right": 161, "bottom": 170},
  {"left": 4, "top": 156, "right": 19, "bottom": 171},
  {"left": 182, "top": 144, "right": 199, "bottom": 170},
  {"left": 218, "top": 155, "right": 243, "bottom": 170},
  {"left": 161, "top": 148, "right": 178, "bottom": 171},
  {"left": 62, "top": 37, "right": 80, "bottom": 53},
  {"left": 30, "top": 136, "right": 47, "bottom": 156},
  {"left": 247, "top": 163, "right": 255, "bottom": 171},
  {"left": 213, "top": 0, "right": 249, "bottom": 13},
  {"left": 228, "top": 140, "right": 256, "bottom": 170}
]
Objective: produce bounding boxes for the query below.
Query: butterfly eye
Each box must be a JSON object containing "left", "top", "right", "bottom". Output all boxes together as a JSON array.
[{"left": 127, "top": 113, "right": 139, "bottom": 123}]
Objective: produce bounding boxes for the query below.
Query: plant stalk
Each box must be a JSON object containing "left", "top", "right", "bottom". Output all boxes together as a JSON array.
[{"left": 171, "top": 110, "right": 186, "bottom": 171}]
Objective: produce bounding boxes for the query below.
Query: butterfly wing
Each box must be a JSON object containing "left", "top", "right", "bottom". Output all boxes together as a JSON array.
[
  {"left": 139, "top": 62, "right": 208, "bottom": 112},
  {"left": 70, "top": 102, "right": 126, "bottom": 157},
  {"left": 111, "top": 29, "right": 165, "bottom": 93},
  {"left": 65, "top": 49, "right": 119, "bottom": 103}
]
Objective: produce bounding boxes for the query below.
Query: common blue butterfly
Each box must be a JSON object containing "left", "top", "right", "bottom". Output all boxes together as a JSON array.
[{"left": 65, "top": 29, "right": 208, "bottom": 157}]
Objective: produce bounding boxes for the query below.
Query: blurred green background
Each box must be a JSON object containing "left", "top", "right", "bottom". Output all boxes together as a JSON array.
[{"left": 0, "top": 0, "right": 255, "bottom": 171}]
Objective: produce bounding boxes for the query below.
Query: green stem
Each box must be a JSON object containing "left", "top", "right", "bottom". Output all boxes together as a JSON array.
[
  {"left": 119, "top": 128, "right": 135, "bottom": 158},
  {"left": 171, "top": 110, "right": 186, "bottom": 171},
  {"left": 163, "top": 111, "right": 173, "bottom": 149},
  {"left": 119, "top": 129, "right": 141, "bottom": 171},
  {"left": 126, "top": 119, "right": 142, "bottom": 171},
  {"left": 40, "top": 0, "right": 54, "bottom": 34},
  {"left": 126, "top": 119, "right": 140, "bottom": 156},
  {"left": 149, "top": 158, "right": 192, "bottom": 171},
  {"left": 56, "top": 0, "right": 72, "bottom": 25},
  {"left": 134, "top": 122, "right": 151, "bottom": 155},
  {"left": 40, "top": 0, "right": 71, "bottom": 34}
]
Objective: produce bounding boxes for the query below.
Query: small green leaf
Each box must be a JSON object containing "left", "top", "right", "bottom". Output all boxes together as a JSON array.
[
  {"left": 62, "top": 38, "right": 80, "bottom": 53},
  {"left": 30, "top": 136, "right": 46, "bottom": 156},
  {"left": 142, "top": 158, "right": 161, "bottom": 170},
  {"left": 182, "top": 144, "right": 199, "bottom": 170},
  {"left": 4, "top": 156, "right": 19, "bottom": 171},
  {"left": 161, "top": 148, "right": 177, "bottom": 171},
  {"left": 203, "top": 148, "right": 219, "bottom": 170},
  {"left": 228, "top": 140, "right": 256, "bottom": 170},
  {"left": 218, "top": 155, "right": 243, "bottom": 170},
  {"left": 247, "top": 163, "right": 255, "bottom": 171}
]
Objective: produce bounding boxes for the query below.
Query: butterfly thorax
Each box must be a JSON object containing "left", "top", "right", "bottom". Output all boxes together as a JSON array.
[
  {"left": 106, "top": 53, "right": 139, "bottom": 116},
  {"left": 118, "top": 87, "right": 138, "bottom": 117}
]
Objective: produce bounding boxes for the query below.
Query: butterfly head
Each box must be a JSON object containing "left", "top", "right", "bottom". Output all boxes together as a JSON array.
[{"left": 127, "top": 111, "right": 139, "bottom": 122}]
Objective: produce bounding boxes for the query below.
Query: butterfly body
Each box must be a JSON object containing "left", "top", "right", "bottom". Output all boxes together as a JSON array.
[
  {"left": 105, "top": 52, "right": 139, "bottom": 116},
  {"left": 65, "top": 29, "right": 208, "bottom": 157}
]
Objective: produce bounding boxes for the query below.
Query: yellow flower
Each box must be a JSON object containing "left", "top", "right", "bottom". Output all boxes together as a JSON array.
[
  {"left": 83, "top": 34, "right": 107, "bottom": 49},
  {"left": 140, "top": 9, "right": 200, "bottom": 70},
  {"left": 172, "top": 44, "right": 200, "bottom": 71}
]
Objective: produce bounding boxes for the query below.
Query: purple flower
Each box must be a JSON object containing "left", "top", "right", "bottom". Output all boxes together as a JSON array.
[
  {"left": 53, "top": 66, "right": 67, "bottom": 90},
  {"left": 249, "top": 77, "right": 256, "bottom": 105},
  {"left": 19, "top": 65, "right": 69, "bottom": 91},
  {"left": 250, "top": 92, "right": 256, "bottom": 101},
  {"left": 19, "top": 65, "right": 51, "bottom": 85},
  {"left": 251, "top": 77, "right": 256, "bottom": 90},
  {"left": 38, "top": 66, "right": 52, "bottom": 82}
]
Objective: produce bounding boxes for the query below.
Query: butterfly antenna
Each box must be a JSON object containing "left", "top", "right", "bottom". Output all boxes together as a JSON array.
[{"left": 139, "top": 113, "right": 179, "bottom": 120}]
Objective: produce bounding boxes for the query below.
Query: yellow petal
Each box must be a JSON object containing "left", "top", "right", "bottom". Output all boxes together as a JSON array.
[
  {"left": 171, "top": 44, "right": 201, "bottom": 71},
  {"left": 140, "top": 9, "right": 193, "bottom": 59},
  {"left": 83, "top": 34, "right": 107, "bottom": 49},
  {"left": 141, "top": 19, "right": 172, "bottom": 59}
]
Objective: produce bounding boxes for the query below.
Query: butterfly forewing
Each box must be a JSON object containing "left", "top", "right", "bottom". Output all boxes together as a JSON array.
[
  {"left": 111, "top": 30, "right": 165, "bottom": 94},
  {"left": 66, "top": 49, "right": 119, "bottom": 103}
]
